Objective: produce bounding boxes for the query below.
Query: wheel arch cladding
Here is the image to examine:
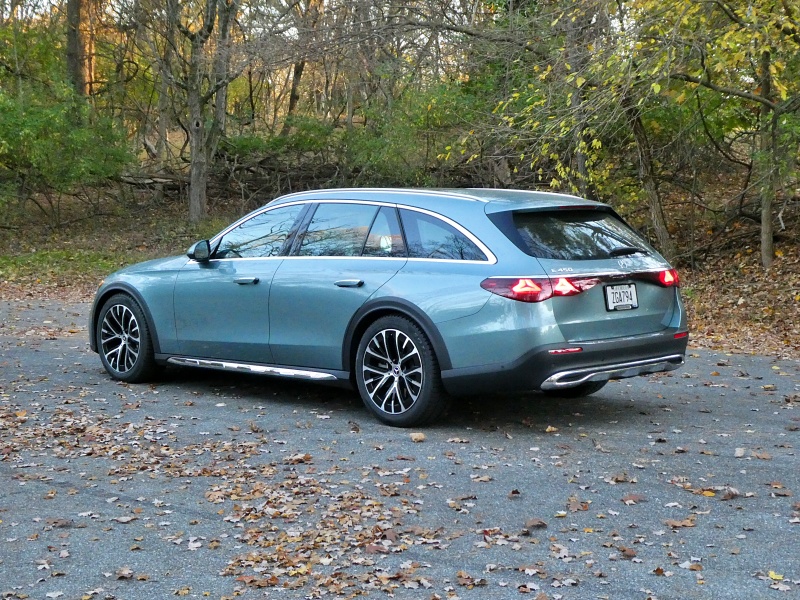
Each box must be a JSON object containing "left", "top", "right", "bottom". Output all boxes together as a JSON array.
[
  {"left": 342, "top": 299, "right": 452, "bottom": 374},
  {"left": 92, "top": 284, "right": 162, "bottom": 355}
]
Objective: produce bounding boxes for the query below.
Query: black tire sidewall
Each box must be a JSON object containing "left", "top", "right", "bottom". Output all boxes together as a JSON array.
[
  {"left": 97, "top": 293, "right": 156, "bottom": 383},
  {"left": 355, "top": 315, "right": 444, "bottom": 427}
]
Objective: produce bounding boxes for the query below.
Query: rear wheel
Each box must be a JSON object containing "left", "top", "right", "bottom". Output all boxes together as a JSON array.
[
  {"left": 97, "top": 294, "right": 157, "bottom": 383},
  {"left": 543, "top": 380, "right": 607, "bottom": 398},
  {"left": 355, "top": 316, "right": 448, "bottom": 427}
]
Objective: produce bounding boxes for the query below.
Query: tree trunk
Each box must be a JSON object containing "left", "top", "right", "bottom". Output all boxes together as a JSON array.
[
  {"left": 626, "top": 100, "right": 674, "bottom": 260},
  {"left": 280, "top": 60, "right": 306, "bottom": 135},
  {"left": 758, "top": 50, "right": 774, "bottom": 269},
  {"left": 66, "top": 0, "right": 87, "bottom": 97},
  {"left": 188, "top": 91, "right": 208, "bottom": 223},
  {"left": 156, "top": 3, "right": 175, "bottom": 167},
  {"left": 187, "top": 30, "right": 209, "bottom": 223}
]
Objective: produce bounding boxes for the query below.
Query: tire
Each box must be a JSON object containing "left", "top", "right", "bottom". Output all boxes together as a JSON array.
[
  {"left": 355, "top": 315, "right": 449, "bottom": 427},
  {"left": 542, "top": 380, "right": 607, "bottom": 398},
  {"left": 96, "top": 293, "right": 158, "bottom": 383}
]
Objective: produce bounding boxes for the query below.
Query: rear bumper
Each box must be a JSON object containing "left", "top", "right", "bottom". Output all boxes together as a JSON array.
[{"left": 440, "top": 330, "right": 688, "bottom": 395}]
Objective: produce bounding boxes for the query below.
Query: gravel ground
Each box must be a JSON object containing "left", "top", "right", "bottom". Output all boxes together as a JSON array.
[{"left": 1, "top": 300, "right": 799, "bottom": 600}]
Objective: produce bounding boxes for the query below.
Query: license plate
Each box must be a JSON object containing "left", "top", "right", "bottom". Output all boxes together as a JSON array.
[{"left": 605, "top": 284, "right": 638, "bottom": 311}]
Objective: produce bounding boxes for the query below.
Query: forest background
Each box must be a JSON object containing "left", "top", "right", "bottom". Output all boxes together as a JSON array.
[{"left": 0, "top": 0, "right": 798, "bottom": 357}]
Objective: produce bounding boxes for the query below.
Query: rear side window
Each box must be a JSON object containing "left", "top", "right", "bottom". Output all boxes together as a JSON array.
[
  {"left": 511, "top": 210, "right": 653, "bottom": 260},
  {"left": 399, "top": 209, "right": 486, "bottom": 261},
  {"left": 298, "top": 203, "right": 378, "bottom": 256}
]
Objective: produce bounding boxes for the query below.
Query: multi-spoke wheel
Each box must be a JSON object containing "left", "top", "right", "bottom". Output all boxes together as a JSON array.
[
  {"left": 355, "top": 316, "right": 448, "bottom": 427},
  {"left": 97, "top": 294, "right": 157, "bottom": 383}
]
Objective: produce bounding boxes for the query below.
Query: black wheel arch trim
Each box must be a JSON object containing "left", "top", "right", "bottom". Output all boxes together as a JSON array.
[
  {"left": 342, "top": 298, "right": 452, "bottom": 373},
  {"left": 90, "top": 283, "right": 162, "bottom": 355}
]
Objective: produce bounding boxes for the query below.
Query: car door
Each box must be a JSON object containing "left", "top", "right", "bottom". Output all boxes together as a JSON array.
[
  {"left": 173, "top": 203, "right": 306, "bottom": 362},
  {"left": 269, "top": 202, "right": 407, "bottom": 369}
]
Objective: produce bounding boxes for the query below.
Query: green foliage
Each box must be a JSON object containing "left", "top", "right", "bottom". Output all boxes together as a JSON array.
[
  {"left": 222, "top": 134, "right": 287, "bottom": 159},
  {"left": 0, "top": 248, "right": 121, "bottom": 284},
  {"left": 0, "top": 90, "right": 131, "bottom": 200},
  {"left": 283, "top": 117, "right": 336, "bottom": 153}
]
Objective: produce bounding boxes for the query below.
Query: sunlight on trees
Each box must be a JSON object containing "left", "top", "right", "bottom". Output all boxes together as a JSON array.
[{"left": 0, "top": 0, "right": 797, "bottom": 265}]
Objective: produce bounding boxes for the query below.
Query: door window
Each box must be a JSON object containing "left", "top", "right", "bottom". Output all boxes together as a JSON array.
[
  {"left": 363, "top": 206, "right": 406, "bottom": 257},
  {"left": 297, "top": 203, "right": 378, "bottom": 256},
  {"left": 214, "top": 204, "right": 304, "bottom": 258}
]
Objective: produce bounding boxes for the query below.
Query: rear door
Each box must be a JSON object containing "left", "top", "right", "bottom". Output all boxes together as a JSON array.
[
  {"left": 269, "top": 202, "right": 407, "bottom": 369},
  {"left": 508, "top": 209, "right": 679, "bottom": 342}
]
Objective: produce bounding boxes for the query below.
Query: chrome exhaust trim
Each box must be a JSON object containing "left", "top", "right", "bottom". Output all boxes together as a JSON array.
[
  {"left": 167, "top": 357, "right": 338, "bottom": 381},
  {"left": 541, "top": 354, "right": 685, "bottom": 390}
]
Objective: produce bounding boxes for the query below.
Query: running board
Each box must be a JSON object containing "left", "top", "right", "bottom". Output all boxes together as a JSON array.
[
  {"left": 541, "top": 354, "right": 685, "bottom": 390},
  {"left": 166, "top": 357, "right": 338, "bottom": 381}
]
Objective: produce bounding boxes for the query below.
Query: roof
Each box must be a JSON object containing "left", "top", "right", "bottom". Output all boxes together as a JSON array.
[{"left": 272, "top": 187, "right": 605, "bottom": 213}]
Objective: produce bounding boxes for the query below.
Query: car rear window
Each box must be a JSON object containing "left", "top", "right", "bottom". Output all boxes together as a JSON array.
[{"left": 510, "top": 210, "right": 653, "bottom": 260}]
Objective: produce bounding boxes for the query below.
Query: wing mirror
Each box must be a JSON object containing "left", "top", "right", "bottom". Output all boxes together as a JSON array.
[{"left": 187, "top": 240, "right": 211, "bottom": 262}]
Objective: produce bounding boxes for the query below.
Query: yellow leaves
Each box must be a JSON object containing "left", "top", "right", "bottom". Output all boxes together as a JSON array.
[{"left": 769, "top": 571, "right": 784, "bottom": 581}]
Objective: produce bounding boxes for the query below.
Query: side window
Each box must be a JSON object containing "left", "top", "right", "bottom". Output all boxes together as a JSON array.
[
  {"left": 363, "top": 206, "right": 406, "bottom": 257},
  {"left": 297, "top": 203, "right": 378, "bottom": 257},
  {"left": 214, "top": 204, "right": 304, "bottom": 259},
  {"left": 399, "top": 209, "right": 487, "bottom": 261}
]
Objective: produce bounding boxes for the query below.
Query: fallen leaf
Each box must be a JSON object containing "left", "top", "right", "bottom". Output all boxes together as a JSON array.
[
  {"left": 524, "top": 518, "right": 547, "bottom": 529},
  {"left": 113, "top": 516, "right": 137, "bottom": 524},
  {"left": 769, "top": 571, "right": 784, "bottom": 581},
  {"left": 665, "top": 515, "right": 696, "bottom": 528},
  {"left": 116, "top": 567, "right": 134, "bottom": 579},
  {"left": 622, "top": 494, "right": 646, "bottom": 505},
  {"left": 410, "top": 432, "right": 426, "bottom": 443}
]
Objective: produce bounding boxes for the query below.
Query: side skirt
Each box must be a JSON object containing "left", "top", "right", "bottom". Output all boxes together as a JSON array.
[{"left": 163, "top": 356, "right": 348, "bottom": 383}]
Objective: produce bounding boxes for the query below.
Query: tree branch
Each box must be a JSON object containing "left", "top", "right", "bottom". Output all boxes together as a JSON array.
[{"left": 669, "top": 72, "right": 777, "bottom": 110}]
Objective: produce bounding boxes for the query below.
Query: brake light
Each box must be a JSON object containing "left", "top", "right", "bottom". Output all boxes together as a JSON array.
[
  {"left": 481, "top": 276, "right": 599, "bottom": 303},
  {"left": 512, "top": 278, "right": 543, "bottom": 294},
  {"left": 553, "top": 277, "right": 580, "bottom": 296},
  {"left": 657, "top": 269, "right": 680, "bottom": 287},
  {"left": 482, "top": 277, "right": 553, "bottom": 302}
]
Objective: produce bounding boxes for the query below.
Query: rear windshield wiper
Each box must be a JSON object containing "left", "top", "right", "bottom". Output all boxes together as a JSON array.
[{"left": 608, "top": 246, "right": 649, "bottom": 257}]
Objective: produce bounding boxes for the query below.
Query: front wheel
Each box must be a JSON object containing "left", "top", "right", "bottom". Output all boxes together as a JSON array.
[
  {"left": 542, "top": 380, "right": 607, "bottom": 398},
  {"left": 355, "top": 316, "right": 448, "bottom": 427},
  {"left": 96, "top": 293, "right": 158, "bottom": 383}
]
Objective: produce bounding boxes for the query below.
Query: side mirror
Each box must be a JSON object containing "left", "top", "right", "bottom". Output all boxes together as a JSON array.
[{"left": 187, "top": 240, "right": 211, "bottom": 262}]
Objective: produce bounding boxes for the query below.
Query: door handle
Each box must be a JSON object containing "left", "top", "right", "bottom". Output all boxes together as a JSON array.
[
  {"left": 334, "top": 279, "right": 364, "bottom": 288},
  {"left": 234, "top": 277, "right": 260, "bottom": 285}
]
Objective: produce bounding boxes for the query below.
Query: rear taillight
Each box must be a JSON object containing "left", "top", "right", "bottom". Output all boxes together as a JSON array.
[
  {"left": 657, "top": 269, "right": 680, "bottom": 287},
  {"left": 482, "top": 277, "right": 553, "bottom": 302},
  {"left": 481, "top": 276, "right": 600, "bottom": 303},
  {"left": 632, "top": 269, "right": 681, "bottom": 287}
]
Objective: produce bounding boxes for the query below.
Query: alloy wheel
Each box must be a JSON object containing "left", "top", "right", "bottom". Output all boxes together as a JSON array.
[
  {"left": 361, "top": 328, "right": 424, "bottom": 414},
  {"left": 100, "top": 303, "right": 141, "bottom": 374}
]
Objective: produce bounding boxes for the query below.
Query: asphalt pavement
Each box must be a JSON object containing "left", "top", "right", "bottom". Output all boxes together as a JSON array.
[{"left": 1, "top": 299, "right": 798, "bottom": 600}]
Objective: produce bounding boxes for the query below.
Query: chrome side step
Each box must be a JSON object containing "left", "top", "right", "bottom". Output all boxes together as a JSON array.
[
  {"left": 166, "top": 357, "right": 338, "bottom": 381},
  {"left": 541, "top": 354, "right": 685, "bottom": 390}
]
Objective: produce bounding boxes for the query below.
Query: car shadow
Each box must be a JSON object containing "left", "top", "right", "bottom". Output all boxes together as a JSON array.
[{"left": 153, "top": 366, "right": 644, "bottom": 432}]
